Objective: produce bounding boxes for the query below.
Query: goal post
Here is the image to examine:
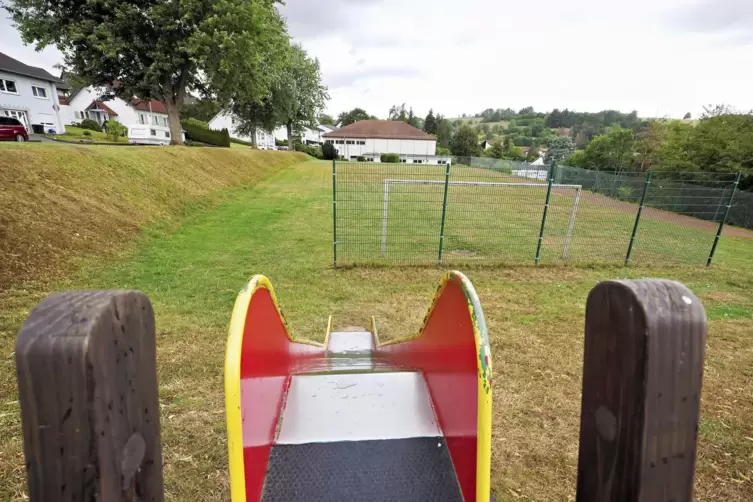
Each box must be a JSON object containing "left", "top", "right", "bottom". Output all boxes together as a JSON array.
[{"left": 381, "top": 179, "right": 583, "bottom": 259}]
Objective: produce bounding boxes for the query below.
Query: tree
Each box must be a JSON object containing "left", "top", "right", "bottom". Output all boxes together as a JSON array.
[
  {"left": 488, "top": 139, "right": 506, "bottom": 159},
  {"left": 424, "top": 109, "right": 438, "bottom": 134},
  {"left": 319, "top": 114, "right": 335, "bottom": 125},
  {"left": 519, "top": 106, "right": 535, "bottom": 115},
  {"left": 181, "top": 99, "right": 222, "bottom": 123},
  {"left": 8, "top": 0, "right": 290, "bottom": 144},
  {"left": 389, "top": 103, "right": 408, "bottom": 121},
  {"left": 545, "top": 137, "right": 576, "bottom": 166},
  {"left": 322, "top": 142, "right": 338, "bottom": 160},
  {"left": 635, "top": 121, "right": 666, "bottom": 171},
  {"left": 104, "top": 119, "right": 126, "bottom": 142},
  {"left": 435, "top": 115, "right": 452, "bottom": 149},
  {"left": 683, "top": 112, "right": 692, "bottom": 120},
  {"left": 451, "top": 124, "right": 481, "bottom": 157},
  {"left": 337, "top": 108, "right": 375, "bottom": 126},
  {"left": 576, "top": 126, "right": 636, "bottom": 172},
  {"left": 274, "top": 44, "right": 329, "bottom": 149}
]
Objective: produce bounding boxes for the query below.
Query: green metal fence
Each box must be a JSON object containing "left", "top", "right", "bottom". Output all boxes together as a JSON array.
[{"left": 332, "top": 160, "right": 743, "bottom": 267}]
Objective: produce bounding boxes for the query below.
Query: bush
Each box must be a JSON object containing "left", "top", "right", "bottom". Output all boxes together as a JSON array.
[
  {"left": 182, "top": 117, "right": 210, "bottom": 130},
  {"left": 79, "top": 118, "right": 102, "bottom": 132},
  {"left": 181, "top": 119, "right": 230, "bottom": 147},
  {"left": 357, "top": 156, "right": 366, "bottom": 162},
  {"left": 230, "top": 137, "right": 253, "bottom": 147},
  {"left": 322, "top": 142, "right": 338, "bottom": 160},
  {"left": 82, "top": 130, "right": 92, "bottom": 137},
  {"left": 105, "top": 120, "right": 127, "bottom": 142},
  {"left": 380, "top": 153, "right": 400, "bottom": 163},
  {"left": 294, "top": 141, "right": 322, "bottom": 159}
]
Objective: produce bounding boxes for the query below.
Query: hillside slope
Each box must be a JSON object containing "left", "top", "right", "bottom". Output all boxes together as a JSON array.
[{"left": 0, "top": 144, "right": 308, "bottom": 288}]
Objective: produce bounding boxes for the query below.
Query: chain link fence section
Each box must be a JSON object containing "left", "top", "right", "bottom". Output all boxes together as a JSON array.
[{"left": 333, "top": 160, "right": 746, "bottom": 267}]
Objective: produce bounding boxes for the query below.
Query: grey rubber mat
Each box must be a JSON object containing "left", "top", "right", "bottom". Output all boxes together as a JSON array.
[{"left": 261, "top": 437, "right": 463, "bottom": 501}]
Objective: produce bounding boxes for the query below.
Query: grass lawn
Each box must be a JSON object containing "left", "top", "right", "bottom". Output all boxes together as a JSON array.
[
  {"left": 48, "top": 124, "right": 124, "bottom": 144},
  {"left": 1, "top": 160, "right": 752, "bottom": 500}
]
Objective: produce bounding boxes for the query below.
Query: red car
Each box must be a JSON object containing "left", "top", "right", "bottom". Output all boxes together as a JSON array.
[{"left": 0, "top": 116, "right": 29, "bottom": 141}]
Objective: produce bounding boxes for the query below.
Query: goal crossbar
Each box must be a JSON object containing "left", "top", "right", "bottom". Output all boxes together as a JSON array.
[{"left": 381, "top": 178, "right": 583, "bottom": 259}]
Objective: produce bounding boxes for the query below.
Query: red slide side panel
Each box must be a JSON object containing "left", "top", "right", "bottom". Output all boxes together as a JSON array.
[
  {"left": 238, "top": 288, "right": 323, "bottom": 501},
  {"left": 377, "top": 280, "right": 479, "bottom": 501}
]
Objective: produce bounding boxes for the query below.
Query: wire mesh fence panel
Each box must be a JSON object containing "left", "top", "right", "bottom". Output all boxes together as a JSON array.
[
  {"left": 631, "top": 173, "right": 739, "bottom": 265},
  {"left": 334, "top": 161, "right": 749, "bottom": 266}
]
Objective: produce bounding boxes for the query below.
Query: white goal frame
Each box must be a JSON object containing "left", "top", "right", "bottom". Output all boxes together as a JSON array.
[{"left": 381, "top": 179, "right": 583, "bottom": 259}]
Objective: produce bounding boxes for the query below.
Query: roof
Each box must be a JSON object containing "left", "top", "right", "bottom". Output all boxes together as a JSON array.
[
  {"left": 130, "top": 98, "right": 168, "bottom": 114},
  {"left": 0, "top": 52, "right": 63, "bottom": 83},
  {"left": 85, "top": 100, "right": 118, "bottom": 117},
  {"left": 323, "top": 120, "right": 434, "bottom": 140}
]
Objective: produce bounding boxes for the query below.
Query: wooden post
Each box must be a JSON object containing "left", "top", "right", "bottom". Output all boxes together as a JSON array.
[
  {"left": 576, "top": 280, "right": 706, "bottom": 502},
  {"left": 15, "top": 291, "right": 164, "bottom": 502}
]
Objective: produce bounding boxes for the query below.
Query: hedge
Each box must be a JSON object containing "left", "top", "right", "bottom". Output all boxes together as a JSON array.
[
  {"left": 380, "top": 153, "right": 400, "bottom": 163},
  {"left": 181, "top": 119, "right": 230, "bottom": 147}
]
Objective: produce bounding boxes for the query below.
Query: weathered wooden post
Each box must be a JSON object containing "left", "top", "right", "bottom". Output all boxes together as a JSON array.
[
  {"left": 576, "top": 280, "right": 706, "bottom": 502},
  {"left": 16, "top": 291, "right": 164, "bottom": 502}
]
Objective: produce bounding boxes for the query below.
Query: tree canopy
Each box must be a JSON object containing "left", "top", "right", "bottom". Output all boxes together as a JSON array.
[
  {"left": 8, "top": 0, "right": 290, "bottom": 144},
  {"left": 451, "top": 124, "right": 481, "bottom": 157},
  {"left": 337, "top": 108, "right": 376, "bottom": 126}
]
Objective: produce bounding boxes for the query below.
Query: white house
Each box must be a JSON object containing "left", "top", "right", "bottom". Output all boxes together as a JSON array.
[
  {"left": 273, "top": 123, "right": 337, "bottom": 145},
  {"left": 207, "top": 111, "right": 276, "bottom": 148},
  {"left": 59, "top": 78, "right": 170, "bottom": 129},
  {"left": 322, "top": 120, "right": 451, "bottom": 165},
  {"left": 0, "top": 52, "right": 66, "bottom": 134}
]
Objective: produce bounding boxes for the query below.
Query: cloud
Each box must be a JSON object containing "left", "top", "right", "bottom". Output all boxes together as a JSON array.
[
  {"left": 277, "top": 0, "right": 380, "bottom": 39},
  {"left": 667, "top": 2, "right": 753, "bottom": 44},
  {"left": 325, "top": 66, "right": 422, "bottom": 89}
]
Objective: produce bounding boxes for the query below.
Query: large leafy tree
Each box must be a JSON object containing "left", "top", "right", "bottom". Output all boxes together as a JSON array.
[
  {"left": 545, "top": 136, "right": 576, "bottom": 166},
  {"left": 424, "top": 109, "right": 437, "bottom": 135},
  {"left": 274, "top": 44, "right": 328, "bottom": 149},
  {"left": 7, "top": 0, "right": 288, "bottom": 144},
  {"left": 337, "top": 107, "right": 375, "bottom": 126},
  {"left": 575, "top": 127, "right": 635, "bottom": 172},
  {"left": 451, "top": 124, "right": 481, "bottom": 157}
]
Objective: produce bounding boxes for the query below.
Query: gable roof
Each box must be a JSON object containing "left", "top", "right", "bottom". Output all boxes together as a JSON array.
[
  {"left": 85, "top": 100, "right": 118, "bottom": 117},
  {"left": 130, "top": 98, "right": 168, "bottom": 114},
  {"left": 0, "top": 52, "right": 62, "bottom": 83},
  {"left": 323, "top": 120, "right": 433, "bottom": 140}
]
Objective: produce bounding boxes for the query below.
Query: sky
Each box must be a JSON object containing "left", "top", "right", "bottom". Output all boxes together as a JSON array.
[{"left": 3, "top": 0, "right": 752, "bottom": 120}]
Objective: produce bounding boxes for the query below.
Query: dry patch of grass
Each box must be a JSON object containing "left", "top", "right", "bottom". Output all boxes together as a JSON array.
[{"left": 1, "top": 160, "right": 752, "bottom": 501}]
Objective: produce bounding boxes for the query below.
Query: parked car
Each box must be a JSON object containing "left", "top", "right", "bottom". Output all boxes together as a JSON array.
[
  {"left": 0, "top": 116, "right": 29, "bottom": 141},
  {"left": 127, "top": 125, "right": 184, "bottom": 146}
]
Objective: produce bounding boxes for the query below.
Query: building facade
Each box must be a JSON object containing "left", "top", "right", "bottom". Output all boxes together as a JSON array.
[
  {"left": 322, "top": 120, "right": 451, "bottom": 164},
  {"left": 208, "top": 111, "right": 276, "bottom": 149},
  {"left": 0, "top": 52, "right": 67, "bottom": 134},
  {"left": 63, "top": 85, "right": 170, "bottom": 129}
]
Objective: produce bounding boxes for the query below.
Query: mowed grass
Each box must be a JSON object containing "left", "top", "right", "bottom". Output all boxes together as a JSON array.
[
  {"left": 335, "top": 163, "right": 750, "bottom": 267},
  {"left": 1, "top": 160, "right": 752, "bottom": 500}
]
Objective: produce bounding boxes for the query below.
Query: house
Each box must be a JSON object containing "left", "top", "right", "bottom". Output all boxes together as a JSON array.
[
  {"left": 207, "top": 111, "right": 276, "bottom": 149},
  {"left": 0, "top": 52, "right": 67, "bottom": 134},
  {"left": 322, "top": 120, "right": 451, "bottom": 165},
  {"left": 61, "top": 82, "right": 170, "bottom": 129},
  {"left": 273, "top": 123, "right": 338, "bottom": 145},
  {"left": 480, "top": 140, "right": 493, "bottom": 150}
]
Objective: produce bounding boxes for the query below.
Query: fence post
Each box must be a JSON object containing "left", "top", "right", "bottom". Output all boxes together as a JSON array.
[
  {"left": 16, "top": 291, "right": 164, "bottom": 502},
  {"left": 707, "top": 173, "right": 740, "bottom": 266},
  {"left": 625, "top": 171, "right": 652, "bottom": 265},
  {"left": 534, "top": 163, "right": 555, "bottom": 265},
  {"left": 437, "top": 162, "right": 452, "bottom": 263},
  {"left": 332, "top": 159, "right": 337, "bottom": 268},
  {"left": 576, "top": 279, "right": 706, "bottom": 502}
]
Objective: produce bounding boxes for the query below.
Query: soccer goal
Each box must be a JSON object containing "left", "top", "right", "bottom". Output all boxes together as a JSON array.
[{"left": 381, "top": 179, "right": 583, "bottom": 259}]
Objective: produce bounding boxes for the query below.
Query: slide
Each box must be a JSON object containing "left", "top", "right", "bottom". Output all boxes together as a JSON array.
[{"left": 225, "top": 271, "right": 492, "bottom": 501}]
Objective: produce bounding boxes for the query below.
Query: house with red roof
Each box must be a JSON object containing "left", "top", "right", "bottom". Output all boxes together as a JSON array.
[
  {"left": 61, "top": 82, "right": 170, "bottom": 129},
  {"left": 322, "top": 120, "right": 450, "bottom": 164}
]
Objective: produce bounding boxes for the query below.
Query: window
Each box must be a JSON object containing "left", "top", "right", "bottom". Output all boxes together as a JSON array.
[
  {"left": 346, "top": 140, "right": 354, "bottom": 145},
  {"left": 161, "top": 116, "right": 168, "bottom": 127},
  {"left": 150, "top": 129, "right": 157, "bottom": 136},
  {"left": 165, "top": 131, "right": 170, "bottom": 138},
  {"left": 359, "top": 141, "right": 366, "bottom": 145},
  {"left": 139, "top": 114, "right": 147, "bottom": 125},
  {"left": 325, "top": 139, "right": 333, "bottom": 144},
  {"left": 31, "top": 86, "right": 48, "bottom": 98},
  {"left": 0, "top": 79, "right": 18, "bottom": 93},
  {"left": 414, "top": 159, "right": 423, "bottom": 164},
  {"left": 350, "top": 156, "right": 358, "bottom": 160},
  {"left": 335, "top": 140, "right": 344, "bottom": 144},
  {"left": 400, "top": 159, "right": 407, "bottom": 163},
  {"left": 152, "top": 115, "right": 159, "bottom": 125}
]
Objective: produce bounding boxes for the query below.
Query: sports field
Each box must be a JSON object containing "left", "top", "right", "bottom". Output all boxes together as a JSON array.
[
  {"left": 335, "top": 162, "right": 751, "bottom": 267},
  {"left": 1, "top": 158, "right": 752, "bottom": 501}
]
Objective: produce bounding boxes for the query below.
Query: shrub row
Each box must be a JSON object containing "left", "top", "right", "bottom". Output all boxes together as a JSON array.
[{"left": 181, "top": 119, "right": 230, "bottom": 147}]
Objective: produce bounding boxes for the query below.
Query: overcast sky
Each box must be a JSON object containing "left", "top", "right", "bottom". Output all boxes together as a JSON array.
[{"left": 3, "top": 0, "right": 752, "bottom": 119}]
